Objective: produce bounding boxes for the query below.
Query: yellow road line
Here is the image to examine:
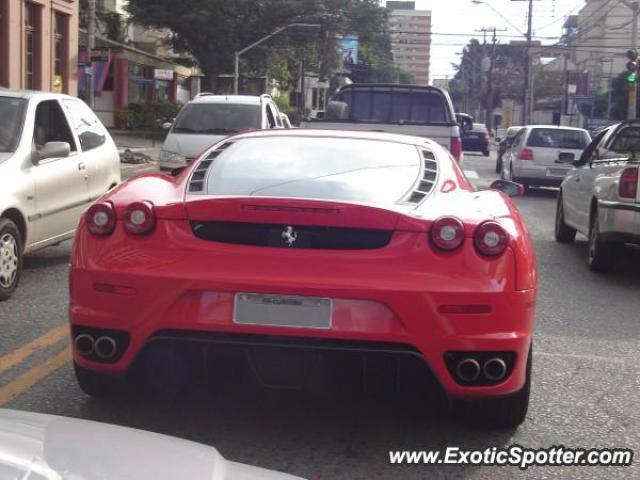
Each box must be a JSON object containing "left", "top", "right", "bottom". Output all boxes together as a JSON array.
[
  {"left": 0, "top": 325, "right": 68, "bottom": 375},
  {"left": 0, "top": 347, "right": 71, "bottom": 407}
]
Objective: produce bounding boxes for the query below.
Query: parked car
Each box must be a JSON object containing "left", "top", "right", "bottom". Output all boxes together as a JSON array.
[
  {"left": 0, "top": 89, "right": 120, "bottom": 301},
  {"left": 302, "top": 84, "right": 465, "bottom": 164},
  {"left": 555, "top": 121, "right": 640, "bottom": 272},
  {"left": 501, "top": 125, "right": 591, "bottom": 189},
  {"left": 159, "top": 94, "right": 286, "bottom": 175},
  {"left": 70, "top": 129, "right": 536, "bottom": 427},
  {"left": 496, "top": 126, "right": 523, "bottom": 174},
  {"left": 0, "top": 409, "right": 303, "bottom": 479},
  {"left": 462, "top": 122, "right": 490, "bottom": 156}
]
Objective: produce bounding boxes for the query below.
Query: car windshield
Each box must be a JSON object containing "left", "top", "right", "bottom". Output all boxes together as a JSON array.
[
  {"left": 338, "top": 89, "right": 449, "bottom": 124},
  {"left": 204, "top": 136, "right": 422, "bottom": 204},
  {"left": 172, "top": 103, "right": 262, "bottom": 134},
  {"left": 0, "top": 96, "right": 27, "bottom": 154},
  {"left": 608, "top": 126, "right": 640, "bottom": 154},
  {"left": 526, "top": 128, "right": 589, "bottom": 149}
]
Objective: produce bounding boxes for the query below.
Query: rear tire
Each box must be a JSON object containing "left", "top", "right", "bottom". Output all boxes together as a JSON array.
[
  {"left": 0, "top": 218, "right": 22, "bottom": 301},
  {"left": 483, "top": 149, "right": 490, "bottom": 157},
  {"left": 554, "top": 192, "right": 577, "bottom": 243},
  {"left": 495, "top": 156, "right": 502, "bottom": 174},
  {"left": 588, "top": 209, "right": 617, "bottom": 273},
  {"left": 456, "top": 344, "right": 532, "bottom": 428},
  {"left": 74, "top": 363, "right": 124, "bottom": 398}
]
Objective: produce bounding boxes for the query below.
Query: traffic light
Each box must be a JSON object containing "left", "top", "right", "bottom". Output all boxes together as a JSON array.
[{"left": 626, "top": 49, "right": 638, "bottom": 84}]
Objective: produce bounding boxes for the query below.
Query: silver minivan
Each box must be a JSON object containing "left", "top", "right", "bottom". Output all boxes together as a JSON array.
[{"left": 159, "top": 94, "right": 286, "bottom": 174}]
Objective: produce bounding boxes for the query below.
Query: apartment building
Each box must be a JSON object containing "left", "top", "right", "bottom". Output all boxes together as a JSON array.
[
  {"left": 387, "top": 1, "right": 431, "bottom": 85},
  {"left": 0, "top": 0, "right": 78, "bottom": 93}
]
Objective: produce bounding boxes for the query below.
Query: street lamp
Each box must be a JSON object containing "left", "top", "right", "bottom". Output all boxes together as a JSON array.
[
  {"left": 233, "top": 23, "right": 321, "bottom": 95},
  {"left": 472, "top": 0, "right": 533, "bottom": 125}
]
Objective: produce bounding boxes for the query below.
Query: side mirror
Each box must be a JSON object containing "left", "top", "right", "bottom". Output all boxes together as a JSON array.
[
  {"left": 162, "top": 122, "right": 173, "bottom": 130},
  {"left": 34, "top": 142, "right": 70, "bottom": 163},
  {"left": 489, "top": 179, "right": 525, "bottom": 197}
]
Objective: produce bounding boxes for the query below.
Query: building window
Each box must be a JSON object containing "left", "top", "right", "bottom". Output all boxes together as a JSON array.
[
  {"left": 24, "top": 2, "right": 40, "bottom": 90},
  {"left": 53, "top": 13, "right": 68, "bottom": 92}
]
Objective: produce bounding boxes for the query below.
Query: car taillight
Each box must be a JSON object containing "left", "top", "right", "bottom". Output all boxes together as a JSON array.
[
  {"left": 619, "top": 167, "right": 638, "bottom": 199},
  {"left": 450, "top": 136, "right": 462, "bottom": 163},
  {"left": 516, "top": 148, "right": 534, "bottom": 161},
  {"left": 123, "top": 201, "right": 156, "bottom": 235},
  {"left": 474, "top": 221, "right": 508, "bottom": 257},
  {"left": 86, "top": 202, "right": 116, "bottom": 236},
  {"left": 430, "top": 216, "right": 465, "bottom": 251}
]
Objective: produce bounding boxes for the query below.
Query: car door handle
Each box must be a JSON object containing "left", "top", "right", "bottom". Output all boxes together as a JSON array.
[{"left": 78, "top": 162, "right": 86, "bottom": 171}]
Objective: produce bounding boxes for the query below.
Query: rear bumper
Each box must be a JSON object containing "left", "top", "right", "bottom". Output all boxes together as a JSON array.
[
  {"left": 513, "top": 162, "right": 569, "bottom": 185},
  {"left": 462, "top": 139, "right": 489, "bottom": 152},
  {"left": 70, "top": 221, "right": 536, "bottom": 399},
  {"left": 598, "top": 200, "right": 640, "bottom": 241}
]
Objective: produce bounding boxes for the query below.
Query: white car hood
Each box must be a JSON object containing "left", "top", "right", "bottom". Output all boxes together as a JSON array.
[
  {"left": 0, "top": 409, "right": 304, "bottom": 480},
  {"left": 162, "top": 133, "right": 228, "bottom": 159}
]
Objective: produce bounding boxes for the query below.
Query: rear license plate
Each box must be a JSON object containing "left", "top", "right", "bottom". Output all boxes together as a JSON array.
[
  {"left": 233, "top": 293, "right": 332, "bottom": 329},
  {"left": 546, "top": 168, "right": 569, "bottom": 177},
  {"left": 558, "top": 152, "right": 575, "bottom": 162}
]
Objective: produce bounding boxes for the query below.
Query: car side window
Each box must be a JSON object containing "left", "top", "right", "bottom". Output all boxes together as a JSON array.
[
  {"left": 33, "top": 100, "right": 77, "bottom": 153},
  {"left": 511, "top": 129, "right": 525, "bottom": 148},
  {"left": 578, "top": 129, "right": 607, "bottom": 166},
  {"left": 62, "top": 99, "right": 107, "bottom": 151}
]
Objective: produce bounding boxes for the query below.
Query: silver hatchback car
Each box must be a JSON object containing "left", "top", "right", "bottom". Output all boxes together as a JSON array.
[{"left": 502, "top": 125, "right": 591, "bottom": 189}]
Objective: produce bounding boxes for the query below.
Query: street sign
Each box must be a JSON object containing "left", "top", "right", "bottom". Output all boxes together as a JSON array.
[{"left": 154, "top": 69, "right": 174, "bottom": 81}]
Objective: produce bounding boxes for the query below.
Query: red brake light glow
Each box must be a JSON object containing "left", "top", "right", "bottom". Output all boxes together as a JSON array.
[
  {"left": 619, "top": 167, "right": 638, "bottom": 199},
  {"left": 86, "top": 202, "right": 116, "bottom": 236},
  {"left": 123, "top": 201, "right": 156, "bottom": 235},
  {"left": 474, "top": 221, "right": 508, "bottom": 257},
  {"left": 516, "top": 148, "right": 534, "bottom": 161},
  {"left": 430, "top": 216, "right": 465, "bottom": 251}
]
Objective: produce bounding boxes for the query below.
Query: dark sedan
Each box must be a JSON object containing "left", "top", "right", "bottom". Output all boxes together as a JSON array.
[{"left": 462, "top": 123, "right": 490, "bottom": 156}]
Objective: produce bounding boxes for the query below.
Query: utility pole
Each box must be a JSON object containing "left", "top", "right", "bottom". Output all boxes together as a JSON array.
[
  {"left": 522, "top": 0, "right": 533, "bottom": 125},
  {"left": 87, "top": 0, "right": 96, "bottom": 108},
  {"left": 484, "top": 27, "right": 506, "bottom": 131},
  {"left": 629, "top": 2, "right": 639, "bottom": 119}
]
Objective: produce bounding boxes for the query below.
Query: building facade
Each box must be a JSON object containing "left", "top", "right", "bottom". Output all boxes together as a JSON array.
[
  {"left": 0, "top": 0, "right": 78, "bottom": 93},
  {"left": 387, "top": 1, "right": 431, "bottom": 86}
]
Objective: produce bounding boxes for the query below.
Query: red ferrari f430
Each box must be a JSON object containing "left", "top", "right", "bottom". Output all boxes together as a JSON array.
[{"left": 69, "top": 130, "right": 536, "bottom": 427}]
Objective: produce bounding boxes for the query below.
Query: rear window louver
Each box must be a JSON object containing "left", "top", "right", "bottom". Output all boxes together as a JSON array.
[
  {"left": 405, "top": 149, "right": 438, "bottom": 204},
  {"left": 188, "top": 142, "right": 233, "bottom": 193}
]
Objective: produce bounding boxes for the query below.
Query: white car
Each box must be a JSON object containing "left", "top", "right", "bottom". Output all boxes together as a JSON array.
[
  {"left": 0, "top": 409, "right": 304, "bottom": 479},
  {"left": 159, "top": 94, "right": 287, "bottom": 175},
  {"left": 555, "top": 121, "right": 640, "bottom": 272},
  {"left": 502, "top": 125, "right": 591, "bottom": 189},
  {"left": 0, "top": 89, "right": 120, "bottom": 300}
]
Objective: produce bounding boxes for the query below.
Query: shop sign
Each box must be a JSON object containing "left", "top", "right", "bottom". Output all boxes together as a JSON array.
[{"left": 154, "top": 69, "right": 174, "bottom": 80}]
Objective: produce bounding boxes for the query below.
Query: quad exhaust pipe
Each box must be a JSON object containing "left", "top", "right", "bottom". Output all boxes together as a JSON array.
[
  {"left": 95, "top": 336, "right": 118, "bottom": 360},
  {"left": 455, "top": 358, "right": 481, "bottom": 383},
  {"left": 74, "top": 334, "right": 95, "bottom": 357},
  {"left": 75, "top": 334, "right": 118, "bottom": 360},
  {"left": 483, "top": 357, "right": 507, "bottom": 382}
]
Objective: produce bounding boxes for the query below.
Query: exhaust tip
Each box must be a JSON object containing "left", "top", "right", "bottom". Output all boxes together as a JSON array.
[
  {"left": 456, "top": 358, "right": 481, "bottom": 383},
  {"left": 75, "top": 334, "right": 95, "bottom": 357},
  {"left": 483, "top": 357, "right": 507, "bottom": 382},
  {"left": 94, "top": 336, "right": 117, "bottom": 360}
]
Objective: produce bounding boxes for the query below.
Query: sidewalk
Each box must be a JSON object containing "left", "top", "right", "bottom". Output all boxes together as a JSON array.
[{"left": 110, "top": 129, "right": 162, "bottom": 177}]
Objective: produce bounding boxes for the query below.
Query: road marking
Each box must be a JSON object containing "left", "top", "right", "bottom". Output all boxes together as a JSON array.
[
  {"left": 464, "top": 170, "right": 479, "bottom": 179},
  {"left": 0, "top": 347, "right": 71, "bottom": 406},
  {"left": 0, "top": 325, "right": 68, "bottom": 375}
]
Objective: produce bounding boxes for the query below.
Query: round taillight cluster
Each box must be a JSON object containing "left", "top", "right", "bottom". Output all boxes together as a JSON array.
[
  {"left": 123, "top": 201, "right": 156, "bottom": 235},
  {"left": 473, "top": 221, "right": 508, "bottom": 256},
  {"left": 86, "top": 202, "right": 116, "bottom": 236},
  {"left": 430, "top": 217, "right": 509, "bottom": 257},
  {"left": 430, "top": 216, "right": 465, "bottom": 251}
]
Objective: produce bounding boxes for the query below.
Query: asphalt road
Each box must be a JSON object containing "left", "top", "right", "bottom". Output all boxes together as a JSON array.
[{"left": 1, "top": 153, "right": 639, "bottom": 479}]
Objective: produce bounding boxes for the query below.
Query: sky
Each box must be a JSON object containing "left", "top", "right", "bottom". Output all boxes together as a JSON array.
[{"left": 409, "top": 0, "right": 586, "bottom": 81}]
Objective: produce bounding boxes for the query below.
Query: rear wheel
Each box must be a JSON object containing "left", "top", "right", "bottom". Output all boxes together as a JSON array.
[
  {"left": 588, "top": 210, "right": 617, "bottom": 272},
  {"left": 456, "top": 344, "right": 532, "bottom": 428},
  {"left": 483, "top": 149, "right": 490, "bottom": 157},
  {"left": 554, "top": 192, "right": 577, "bottom": 243},
  {"left": 0, "top": 218, "right": 22, "bottom": 301}
]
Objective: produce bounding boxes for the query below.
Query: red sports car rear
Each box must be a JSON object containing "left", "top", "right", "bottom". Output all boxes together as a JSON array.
[{"left": 69, "top": 130, "right": 536, "bottom": 427}]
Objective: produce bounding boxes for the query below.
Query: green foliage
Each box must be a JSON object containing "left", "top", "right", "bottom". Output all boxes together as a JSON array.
[
  {"left": 273, "top": 91, "right": 296, "bottom": 117},
  {"left": 79, "top": 0, "right": 130, "bottom": 43},
  {"left": 117, "top": 102, "right": 182, "bottom": 130}
]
